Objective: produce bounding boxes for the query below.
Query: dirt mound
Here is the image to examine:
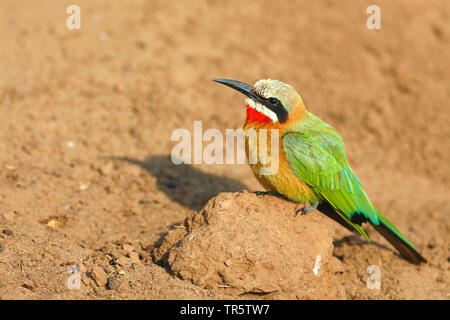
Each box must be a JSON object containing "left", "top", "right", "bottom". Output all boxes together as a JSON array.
[{"left": 154, "top": 191, "right": 345, "bottom": 299}]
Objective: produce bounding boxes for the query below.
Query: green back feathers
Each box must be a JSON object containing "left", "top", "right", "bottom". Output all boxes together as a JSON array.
[{"left": 283, "top": 113, "right": 379, "bottom": 238}]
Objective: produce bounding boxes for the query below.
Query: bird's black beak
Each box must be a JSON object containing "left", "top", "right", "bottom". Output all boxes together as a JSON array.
[
  {"left": 212, "top": 79, "right": 267, "bottom": 105},
  {"left": 212, "top": 78, "right": 289, "bottom": 123}
]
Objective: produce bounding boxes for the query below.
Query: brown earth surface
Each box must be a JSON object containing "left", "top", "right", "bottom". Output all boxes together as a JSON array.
[{"left": 0, "top": 0, "right": 449, "bottom": 299}]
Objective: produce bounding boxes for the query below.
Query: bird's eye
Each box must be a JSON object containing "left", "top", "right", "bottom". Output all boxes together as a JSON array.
[{"left": 268, "top": 97, "right": 278, "bottom": 105}]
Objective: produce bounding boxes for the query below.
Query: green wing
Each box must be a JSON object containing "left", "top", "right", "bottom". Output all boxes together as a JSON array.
[{"left": 282, "top": 126, "right": 379, "bottom": 241}]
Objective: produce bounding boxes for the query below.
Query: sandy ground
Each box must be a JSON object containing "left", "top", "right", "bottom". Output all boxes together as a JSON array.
[{"left": 0, "top": 0, "right": 448, "bottom": 299}]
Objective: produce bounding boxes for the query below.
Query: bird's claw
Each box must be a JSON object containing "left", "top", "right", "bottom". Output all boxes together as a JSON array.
[
  {"left": 254, "top": 191, "right": 270, "bottom": 196},
  {"left": 295, "top": 202, "right": 319, "bottom": 216}
]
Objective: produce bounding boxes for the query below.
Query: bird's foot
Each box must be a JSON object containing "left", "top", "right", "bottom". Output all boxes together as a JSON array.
[
  {"left": 254, "top": 191, "right": 271, "bottom": 196},
  {"left": 295, "top": 202, "right": 319, "bottom": 216}
]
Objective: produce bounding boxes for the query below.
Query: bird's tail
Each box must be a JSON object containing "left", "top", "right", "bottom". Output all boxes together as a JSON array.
[
  {"left": 318, "top": 202, "right": 427, "bottom": 264},
  {"left": 372, "top": 211, "right": 427, "bottom": 264}
]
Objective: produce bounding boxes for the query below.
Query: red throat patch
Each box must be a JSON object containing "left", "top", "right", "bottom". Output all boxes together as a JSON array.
[{"left": 245, "top": 104, "right": 274, "bottom": 124}]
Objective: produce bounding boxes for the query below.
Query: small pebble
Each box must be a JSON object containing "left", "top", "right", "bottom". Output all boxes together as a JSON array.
[
  {"left": 79, "top": 182, "right": 89, "bottom": 191},
  {"left": 109, "top": 259, "right": 116, "bottom": 265},
  {"left": 22, "top": 283, "right": 33, "bottom": 291},
  {"left": 0, "top": 242, "right": 4, "bottom": 253},
  {"left": 167, "top": 181, "right": 176, "bottom": 189},
  {"left": 91, "top": 266, "right": 108, "bottom": 287},
  {"left": 2, "top": 229, "right": 13, "bottom": 236},
  {"left": 100, "top": 162, "right": 114, "bottom": 175},
  {"left": 106, "top": 277, "right": 121, "bottom": 290},
  {"left": 4, "top": 164, "right": 15, "bottom": 170}
]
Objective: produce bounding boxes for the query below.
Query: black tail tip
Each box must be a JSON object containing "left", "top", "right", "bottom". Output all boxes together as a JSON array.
[{"left": 373, "top": 223, "right": 427, "bottom": 264}]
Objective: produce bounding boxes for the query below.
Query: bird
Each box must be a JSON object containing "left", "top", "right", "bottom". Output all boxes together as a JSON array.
[{"left": 212, "top": 78, "right": 426, "bottom": 264}]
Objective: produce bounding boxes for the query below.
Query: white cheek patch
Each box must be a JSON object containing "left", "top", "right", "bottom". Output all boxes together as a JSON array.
[{"left": 245, "top": 98, "right": 278, "bottom": 123}]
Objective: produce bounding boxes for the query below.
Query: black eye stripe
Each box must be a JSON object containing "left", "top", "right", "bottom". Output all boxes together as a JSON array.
[{"left": 262, "top": 97, "right": 288, "bottom": 123}]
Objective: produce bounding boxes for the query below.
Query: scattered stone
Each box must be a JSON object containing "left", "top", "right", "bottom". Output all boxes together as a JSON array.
[
  {"left": 91, "top": 266, "right": 108, "bottom": 287},
  {"left": 100, "top": 162, "right": 114, "bottom": 176},
  {"left": 2, "top": 229, "right": 13, "bottom": 236},
  {"left": 167, "top": 181, "right": 177, "bottom": 189},
  {"left": 79, "top": 182, "right": 89, "bottom": 191},
  {"left": 22, "top": 283, "right": 33, "bottom": 291},
  {"left": 0, "top": 242, "right": 4, "bottom": 253},
  {"left": 109, "top": 259, "right": 116, "bottom": 266},
  {"left": 106, "top": 277, "right": 121, "bottom": 290},
  {"left": 39, "top": 216, "right": 68, "bottom": 229},
  {"left": 4, "top": 164, "right": 15, "bottom": 170}
]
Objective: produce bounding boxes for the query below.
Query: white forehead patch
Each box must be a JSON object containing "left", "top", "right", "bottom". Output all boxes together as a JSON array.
[
  {"left": 245, "top": 97, "right": 278, "bottom": 123},
  {"left": 253, "top": 79, "right": 286, "bottom": 99}
]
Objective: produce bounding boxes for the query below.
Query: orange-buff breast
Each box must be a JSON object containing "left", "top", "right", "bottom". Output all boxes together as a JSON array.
[{"left": 243, "top": 105, "right": 319, "bottom": 204}]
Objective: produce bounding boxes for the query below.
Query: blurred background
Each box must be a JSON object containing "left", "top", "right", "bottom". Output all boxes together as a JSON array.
[{"left": 0, "top": 0, "right": 448, "bottom": 299}]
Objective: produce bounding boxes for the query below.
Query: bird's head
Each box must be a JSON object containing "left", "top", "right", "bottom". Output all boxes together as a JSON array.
[{"left": 213, "top": 78, "right": 305, "bottom": 126}]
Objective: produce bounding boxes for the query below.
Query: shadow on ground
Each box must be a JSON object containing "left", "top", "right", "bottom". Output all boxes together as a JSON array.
[
  {"left": 109, "top": 154, "right": 248, "bottom": 210},
  {"left": 333, "top": 233, "right": 402, "bottom": 261}
]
